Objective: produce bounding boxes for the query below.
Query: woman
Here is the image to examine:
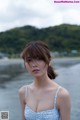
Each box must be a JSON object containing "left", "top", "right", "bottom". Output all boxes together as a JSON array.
[{"left": 19, "top": 41, "right": 70, "bottom": 120}]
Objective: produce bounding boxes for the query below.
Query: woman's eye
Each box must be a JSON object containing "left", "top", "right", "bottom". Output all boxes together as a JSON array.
[
  {"left": 27, "top": 59, "right": 31, "bottom": 62},
  {"left": 26, "top": 58, "right": 32, "bottom": 62},
  {"left": 36, "top": 57, "right": 41, "bottom": 60},
  {"left": 36, "top": 57, "right": 39, "bottom": 60}
]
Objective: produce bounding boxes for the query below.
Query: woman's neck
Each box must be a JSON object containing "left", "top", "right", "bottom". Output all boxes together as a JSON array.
[{"left": 33, "top": 74, "right": 52, "bottom": 89}]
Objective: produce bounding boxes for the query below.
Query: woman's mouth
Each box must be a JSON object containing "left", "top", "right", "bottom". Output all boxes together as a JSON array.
[{"left": 32, "top": 69, "right": 40, "bottom": 73}]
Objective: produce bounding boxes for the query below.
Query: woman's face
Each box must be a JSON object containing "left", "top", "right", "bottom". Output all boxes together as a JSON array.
[{"left": 24, "top": 57, "right": 48, "bottom": 78}]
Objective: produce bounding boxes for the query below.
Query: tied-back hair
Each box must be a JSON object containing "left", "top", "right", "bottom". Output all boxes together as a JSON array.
[{"left": 20, "top": 41, "right": 57, "bottom": 80}]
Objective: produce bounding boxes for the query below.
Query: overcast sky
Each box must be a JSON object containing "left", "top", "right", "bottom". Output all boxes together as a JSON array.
[{"left": 0, "top": 0, "right": 80, "bottom": 32}]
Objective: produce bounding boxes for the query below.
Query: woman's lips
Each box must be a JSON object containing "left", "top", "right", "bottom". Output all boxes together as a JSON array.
[{"left": 32, "top": 69, "right": 40, "bottom": 73}]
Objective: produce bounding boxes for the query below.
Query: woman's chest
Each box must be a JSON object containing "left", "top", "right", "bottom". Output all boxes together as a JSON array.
[
  {"left": 26, "top": 90, "right": 55, "bottom": 112},
  {"left": 24, "top": 105, "right": 60, "bottom": 120}
]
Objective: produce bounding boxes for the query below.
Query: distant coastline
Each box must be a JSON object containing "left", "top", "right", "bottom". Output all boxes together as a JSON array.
[{"left": 0, "top": 57, "right": 80, "bottom": 66}]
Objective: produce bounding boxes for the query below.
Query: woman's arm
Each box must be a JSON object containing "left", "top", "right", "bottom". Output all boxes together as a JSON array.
[
  {"left": 58, "top": 88, "right": 71, "bottom": 120},
  {"left": 19, "top": 86, "right": 25, "bottom": 120}
]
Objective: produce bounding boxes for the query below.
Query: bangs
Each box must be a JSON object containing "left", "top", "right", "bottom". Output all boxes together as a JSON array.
[{"left": 21, "top": 42, "right": 50, "bottom": 63}]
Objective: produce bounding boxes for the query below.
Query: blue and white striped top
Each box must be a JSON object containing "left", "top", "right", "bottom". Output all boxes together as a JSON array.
[{"left": 24, "top": 86, "right": 61, "bottom": 120}]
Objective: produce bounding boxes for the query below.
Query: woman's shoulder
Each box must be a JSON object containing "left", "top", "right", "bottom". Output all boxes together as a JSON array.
[
  {"left": 19, "top": 85, "right": 30, "bottom": 98},
  {"left": 59, "top": 87, "right": 70, "bottom": 98},
  {"left": 54, "top": 82, "right": 69, "bottom": 97},
  {"left": 18, "top": 84, "right": 32, "bottom": 94},
  {"left": 57, "top": 86, "right": 71, "bottom": 115},
  {"left": 19, "top": 85, "right": 27, "bottom": 94},
  {"left": 58, "top": 86, "right": 70, "bottom": 105}
]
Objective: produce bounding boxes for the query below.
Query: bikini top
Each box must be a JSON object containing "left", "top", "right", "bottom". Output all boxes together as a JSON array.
[{"left": 24, "top": 86, "right": 61, "bottom": 120}]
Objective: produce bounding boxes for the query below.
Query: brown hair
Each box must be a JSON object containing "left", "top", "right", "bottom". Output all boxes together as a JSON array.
[{"left": 20, "top": 41, "right": 57, "bottom": 79}]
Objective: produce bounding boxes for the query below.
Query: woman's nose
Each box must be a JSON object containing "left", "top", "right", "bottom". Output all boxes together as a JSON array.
[{"left": 31, "top": 61, "right": 37, "bottom": 67}]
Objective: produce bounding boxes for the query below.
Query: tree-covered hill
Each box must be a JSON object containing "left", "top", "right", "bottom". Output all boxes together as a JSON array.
[{"left": 0, "top": 24, "right": 80, "bottom": 55}]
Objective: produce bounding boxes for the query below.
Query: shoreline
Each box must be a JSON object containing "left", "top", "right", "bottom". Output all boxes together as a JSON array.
[
  {"left": 0, "top": 56, "right": 80, "bottom": 65},
  {"left": 7, "top": 56, "right": 80, "bottom": 60}
]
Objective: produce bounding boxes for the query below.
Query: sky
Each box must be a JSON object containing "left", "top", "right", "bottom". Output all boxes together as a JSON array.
[{"left": 0, "top": 0, "right": 80, "bottom": 32}]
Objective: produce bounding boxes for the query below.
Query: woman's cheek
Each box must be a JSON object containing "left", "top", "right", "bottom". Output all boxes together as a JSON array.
[{"left": 24, "top": 63, "right": 30, "bottom": 71}]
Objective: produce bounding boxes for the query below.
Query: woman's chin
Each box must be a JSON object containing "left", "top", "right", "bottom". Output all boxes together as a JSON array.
[{"left": 32, "top": 73, "right": 43, "bottom": 78}]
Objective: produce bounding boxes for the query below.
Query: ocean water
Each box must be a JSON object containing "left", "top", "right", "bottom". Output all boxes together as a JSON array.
[{"left": 0, "top": 58, "right": 80, "bottom": 120}]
